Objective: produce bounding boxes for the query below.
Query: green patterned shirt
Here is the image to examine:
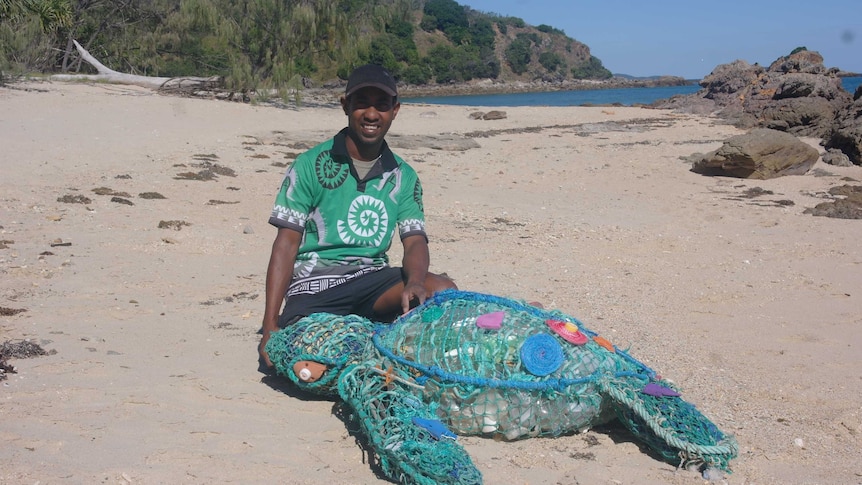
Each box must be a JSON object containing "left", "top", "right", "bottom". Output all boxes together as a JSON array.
[{"left": 269, "top": 128, "right": 426, "bottom": 296}]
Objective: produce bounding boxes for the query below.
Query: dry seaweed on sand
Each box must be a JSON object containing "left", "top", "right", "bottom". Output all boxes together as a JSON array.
[{"left": 0, "top": 340, "right": 56, "bottom": 382}]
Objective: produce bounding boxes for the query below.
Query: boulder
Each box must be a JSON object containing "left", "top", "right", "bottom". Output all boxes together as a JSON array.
[
  {"left": 822, "top": 148, "right": 853, "bottom": 167},
  {"left": 690, "top": 128, "right": 820, "bottom": 179}
]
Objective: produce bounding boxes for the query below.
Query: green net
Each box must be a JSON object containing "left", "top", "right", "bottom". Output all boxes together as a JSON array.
[
  {"left": 337, "top": 363, "right": 483, "bottom": 484},
  {"left": 266, "top": 289, "right": 738, "bottom": 483}
]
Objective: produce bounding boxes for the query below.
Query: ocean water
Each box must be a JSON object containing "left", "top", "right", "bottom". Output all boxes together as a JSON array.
[
  {"left": 403, "top": 76, "right": 862, "bottom": 107},
  {"left": 842, "top": 76, "right": 862, "bottom": 94}
]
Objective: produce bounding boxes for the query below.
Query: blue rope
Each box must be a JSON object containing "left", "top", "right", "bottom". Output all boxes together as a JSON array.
[{"left": 520, "top": 333, "right": 564, "bottom": 376}]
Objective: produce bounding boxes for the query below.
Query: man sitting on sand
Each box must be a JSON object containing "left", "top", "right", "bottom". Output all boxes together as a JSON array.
[{"left": 258, "top": 64, "right": 456, "bottom": 370}]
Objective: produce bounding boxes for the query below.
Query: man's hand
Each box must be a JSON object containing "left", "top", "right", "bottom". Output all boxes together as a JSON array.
[
  {"left": 258, "top": 326, "right": 275, "bottom": 369},
  {"left": 401, "top": 280, "right": 427, "bottom": 315},
  {"left": 400, "top": 234, "right": 431, "bottom": 315}
]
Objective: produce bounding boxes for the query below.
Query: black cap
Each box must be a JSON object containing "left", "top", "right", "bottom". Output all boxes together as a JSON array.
[{"left": 345, "top": 64, "right": 397, "bottom": 98}]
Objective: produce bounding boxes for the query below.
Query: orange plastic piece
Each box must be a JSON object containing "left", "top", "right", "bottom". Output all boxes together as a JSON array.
[
  {"left": 293, "top": 360, "right": 328, "bottom": 382},
  {"left": 593, "top": 336, "right": 615, "bottom": 352},
  {"left": 381, "top": 366, "right": 395, "bottom": 386}
]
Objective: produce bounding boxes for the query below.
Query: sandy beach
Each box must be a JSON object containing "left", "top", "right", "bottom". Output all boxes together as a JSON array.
[{"left": 1, "top": 82, "right": 860, "bottom": 484}]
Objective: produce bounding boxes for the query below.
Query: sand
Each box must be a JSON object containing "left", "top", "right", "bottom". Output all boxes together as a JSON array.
[{"left": 1, "top": 82, "right": 860, "bottom": 485}]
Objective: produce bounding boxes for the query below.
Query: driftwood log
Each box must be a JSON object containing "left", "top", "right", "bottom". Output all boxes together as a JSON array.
[{"left": 50, "top": 40, "right": 223, "bottom": 95}]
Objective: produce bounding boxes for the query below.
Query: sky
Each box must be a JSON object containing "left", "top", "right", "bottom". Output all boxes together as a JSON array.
[{"left": 460, "top": 0, "right": 862, "bottom": 79}]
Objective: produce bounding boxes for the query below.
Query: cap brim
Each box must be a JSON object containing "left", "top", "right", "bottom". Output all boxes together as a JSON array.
[{"left": 345, "top": 82, "right": 397, "bottom": 98}]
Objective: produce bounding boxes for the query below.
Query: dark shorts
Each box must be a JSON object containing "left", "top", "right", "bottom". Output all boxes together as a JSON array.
[{"left": 277, "top": 267, "right": 405, "bottom": 327}]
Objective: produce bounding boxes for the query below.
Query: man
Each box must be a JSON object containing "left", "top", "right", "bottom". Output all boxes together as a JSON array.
[{"left": 258, "top": 64, "right": 456, "bottom": 369}]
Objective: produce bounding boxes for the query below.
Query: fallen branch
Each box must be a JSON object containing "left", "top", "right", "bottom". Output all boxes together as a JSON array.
[{"left": 50, "top": 40, "right": 223, "bottom": 93}]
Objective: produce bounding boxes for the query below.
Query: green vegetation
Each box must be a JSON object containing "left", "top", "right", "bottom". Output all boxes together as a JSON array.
[
  {"left": 536, "top": 24, "right": 564, "bottom": 36},
  {"left": 571, "top": 56, "right": 612, "bottom": 79},
  {"left": 505, "top": 35, "right": 532, "bottom": 75},
  {"left": 1, "top": 0, "right": 612, "bottom": 91},
  {"left": 538, "top": 51, "right": 564, "bottom": 72}
]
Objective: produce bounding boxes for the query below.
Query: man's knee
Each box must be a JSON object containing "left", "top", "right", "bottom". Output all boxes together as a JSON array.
[{"left": 427, "top": 272, "right": 457, "bottom": 293}]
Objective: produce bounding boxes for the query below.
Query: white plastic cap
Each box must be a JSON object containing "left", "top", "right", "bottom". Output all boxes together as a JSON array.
[{"left": 298, "top": 367, "right": 313, "bottom": 381}]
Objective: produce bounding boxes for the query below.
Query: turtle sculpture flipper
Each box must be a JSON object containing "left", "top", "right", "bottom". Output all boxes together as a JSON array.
[
  {"left": 338, "top": 363, "right": 482, "bottom": 484},
  {"left": 266, "top": 290, "right": 737, "bottom": 483},
  {"left": 266, "top": 312, "right": 482, "bottom": 484}
]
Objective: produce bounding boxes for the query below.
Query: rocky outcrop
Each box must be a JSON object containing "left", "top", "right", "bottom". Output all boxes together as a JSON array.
[
  {"left": 688, "top": 128, "right": 820, "bottom": 179},
  {"left": 653, "top": 50, "right": 860, "bottom": 164}
]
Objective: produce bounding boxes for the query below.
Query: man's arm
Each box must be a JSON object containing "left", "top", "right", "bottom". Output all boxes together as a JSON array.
[
  {"left": 259, "top": 227, "right": 303, "bottom": 367},
  {"left": 400, "top": 234, "right": 430, "bottom": 314}
]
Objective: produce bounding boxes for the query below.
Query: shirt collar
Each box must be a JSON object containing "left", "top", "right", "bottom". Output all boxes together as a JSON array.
[{"left": 332, "top": 128, "right": 398, "bottom": 171}]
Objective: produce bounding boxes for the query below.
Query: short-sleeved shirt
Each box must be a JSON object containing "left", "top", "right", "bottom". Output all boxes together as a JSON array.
[{"left": 269, "top": 128, "right": 426, "bottom": 297}]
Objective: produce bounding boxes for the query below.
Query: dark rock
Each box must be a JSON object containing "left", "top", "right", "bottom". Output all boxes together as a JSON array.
[
  {"left": 139, "top": 192, "right": 167, "bottom": 199},
  {"left": 690, "top": 128, "right": 820, "bottom": 179},
  {"left": 481, "top": 110, "right": 507, "bottom": 120},
  {"left": 468, "top": 111, "right": 507, "bottom": 120},
  {"left": 111, "top": 196, "right": 134, "bottom": 206},
  {"left": 700, "top": 60, "right": 765, "bottom": 96},
  {"left": 761, "top": 96, "right": 838, "bottom": 137},
  {"left": 825, "top": 92, "right": 862, "bottom": 165},
  {"left": 767, "top": 50, "right": 828, "bottom": 74},
  {"left": 803, "top": 185, "right": 862, "bottom": 219}
]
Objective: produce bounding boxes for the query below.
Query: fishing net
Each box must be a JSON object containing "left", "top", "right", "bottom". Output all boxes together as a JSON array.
[
  {"left": 374, "top": 292, "right": 615, "bottom": 440},
  {"left": 266, "top": 289, "right": 738, "bottom": 483}
]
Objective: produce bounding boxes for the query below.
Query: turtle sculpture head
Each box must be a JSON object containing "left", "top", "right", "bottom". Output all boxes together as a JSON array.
[
  {"left": 266, "top": 313, "right": 373, "bottom": 395},
  {"left": 266, "top": 290, "right": 737, "bottom": 484}
]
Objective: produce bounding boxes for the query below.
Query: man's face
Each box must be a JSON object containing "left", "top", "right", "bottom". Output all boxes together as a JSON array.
[{"left": 341, "top": 87, "right": 400, "bottom": 159}]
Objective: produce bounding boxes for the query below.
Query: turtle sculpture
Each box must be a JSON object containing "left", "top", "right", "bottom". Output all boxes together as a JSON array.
[{"left": 265, "top": 289, "right": 738, "bottom": 484}]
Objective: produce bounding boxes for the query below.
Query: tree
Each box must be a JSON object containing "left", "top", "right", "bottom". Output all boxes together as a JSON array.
[
  {"left": 401, "top": 64, "right": 430, "bottom": 85},
  {"left": 467, "top": 16, "right": 495, "bottom": 51},
  {"left": 1, "top": 0, "right": 72, "bottom": 82},
  {"left": 423, "top": 0, "right": 467, "bottom": 33},
  {"left": 570, "top": 55, "right": 612, "bottom": 79},
  {"left": 1, "top": 0, "right": 72, "bottom": 31},
  {"left": 505, "top": 36, "right": 531, "bottom": 75},
  {"left": 201, "top": 0, "right": 363, "bottom": 97}
]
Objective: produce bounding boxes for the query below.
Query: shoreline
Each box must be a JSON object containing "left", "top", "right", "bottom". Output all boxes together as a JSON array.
[
  {"left": 315, "top": 71, "right": 860, "bottom": 100},
  {"left": 308, "top": 75, "right": 696, "bottom": 101}
]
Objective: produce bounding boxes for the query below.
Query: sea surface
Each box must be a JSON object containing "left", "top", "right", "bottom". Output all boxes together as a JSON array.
[{"left": 403, "top": 76, "right": 862, "bottom": 107}]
